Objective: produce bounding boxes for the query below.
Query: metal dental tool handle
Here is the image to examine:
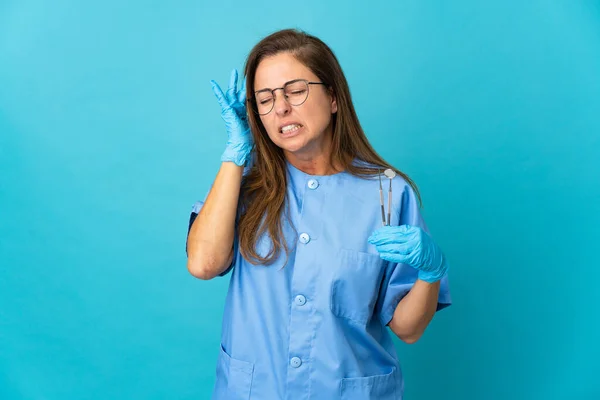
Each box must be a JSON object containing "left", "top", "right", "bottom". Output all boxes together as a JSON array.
[
  {"left": 387, "top": 178, "right": 392, "bottom": 226},
  {"left": 383, "top": 169, "right": 397, "bottom": 226},
  {"left": 378, "top": 169, "right": 386, "bottom": 226}
]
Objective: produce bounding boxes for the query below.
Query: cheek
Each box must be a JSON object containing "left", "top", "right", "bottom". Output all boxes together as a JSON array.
[
  {"left": 258, "top": 116, "right": 274, "bottom": 133},
  {"left": 302, "top": 103, "right": 330, "bottom": 129},
  {"left": 259, "top": 117, "right": 281, "bottom": 141}
]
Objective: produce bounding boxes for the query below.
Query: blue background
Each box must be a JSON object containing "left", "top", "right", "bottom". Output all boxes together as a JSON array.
[{"left": 1, "top": 1, "right": 599, "bottom": 399}]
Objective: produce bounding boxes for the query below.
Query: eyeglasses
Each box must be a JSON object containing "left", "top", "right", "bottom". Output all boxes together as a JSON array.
[{"left": 250, "top": 79, "right": 326, "bottom": 115}]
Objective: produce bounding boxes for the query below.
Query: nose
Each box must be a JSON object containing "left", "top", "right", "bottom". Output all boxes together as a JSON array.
[{"left": 273, "top": 89, "right": 291, "bottom": 116}]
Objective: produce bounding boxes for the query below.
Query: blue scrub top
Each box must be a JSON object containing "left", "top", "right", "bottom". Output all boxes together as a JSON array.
[{"left": 187, "top": 159, "right": 451, "bottom": 400}]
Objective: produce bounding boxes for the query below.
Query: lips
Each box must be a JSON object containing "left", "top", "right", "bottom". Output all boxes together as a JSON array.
[{"left": 279, "top": 122, "right": 303, "bottom": 133}]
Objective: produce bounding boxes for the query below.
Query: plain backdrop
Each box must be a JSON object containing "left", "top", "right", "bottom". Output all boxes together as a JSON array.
[{"left": 1, "top": 1, "right": 599, "bottom": 399}]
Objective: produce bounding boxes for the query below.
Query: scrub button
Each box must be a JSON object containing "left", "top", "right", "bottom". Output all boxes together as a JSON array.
[
  {"left": 299, "top": 233, "right": 310, "bottom": 244},
  {"left": 307, "top": 179, "right": 319, "bottom": 190},
  {"left": 290, "top": 357, "right": 302, "bottom": 368},
  {"left": 294, "top": 295, "right": 306, "bottom": 306}
]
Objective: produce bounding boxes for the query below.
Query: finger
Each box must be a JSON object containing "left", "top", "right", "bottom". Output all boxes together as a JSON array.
[
  {"left": 392, "top": 225, "right": 417, "bottom": 235},
  {"left": 368, "top": 232, "right": 410, "bottom": 246},
  {"left": 229, "top": 68, "right": 238, "bottom": 92},
  {"left": 368, "top": 225, "right": 416, "bottom": 244},
  {"left": 376, "top": 243, "right": 413, "bottom": 255},
  {"left": 226, "top": 68, "right": 238, "bottom": 104},
  {"left": 238, "top": 77, "right": 247, "bottom": 104},
  {"left": 210, "top": 80, "right": 229, "bottom": 109},
  {"left": 378, "top": 252, "right": 409, "bottom": 264},
  {"left": 370, "top": 225, "right": 410, "bottom": 238}
]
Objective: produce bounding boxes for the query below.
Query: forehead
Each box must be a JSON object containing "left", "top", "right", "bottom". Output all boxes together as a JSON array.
[{"left": 254, "top": 52, "right": 318, "bottom": 90}]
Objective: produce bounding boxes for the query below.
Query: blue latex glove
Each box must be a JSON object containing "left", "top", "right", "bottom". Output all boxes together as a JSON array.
[
  {"left": 367, "top": 225, "right": 449, "bottom": 283},
  {"left": 210, "top": 68, "right": 253, "bottom": 167}
]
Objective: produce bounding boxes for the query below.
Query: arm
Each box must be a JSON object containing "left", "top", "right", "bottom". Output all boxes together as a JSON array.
[
  {"left": 388, "top": 280, "right": 440, "bottom": 343},
  {"left": 368, "top": 224, "right": 450, "bottom": 343},
  {"left": 186, "top": 161, "right": 243, "bottom": 280},
  {"left": 187, "top": 68, "right": 252, "bottom": 279}
]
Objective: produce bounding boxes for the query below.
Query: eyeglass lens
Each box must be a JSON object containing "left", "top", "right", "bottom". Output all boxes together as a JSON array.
[{"left": 254, "top": 80, "right": 310, "bottom": 115}]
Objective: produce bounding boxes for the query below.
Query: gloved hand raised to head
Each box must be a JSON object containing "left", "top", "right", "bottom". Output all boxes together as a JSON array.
[
  {"left": 210, "top": 68, "right": 254, "bottom": 167},
  {"left": 368, "top": 225, "right": 449, "bottom": 283}
]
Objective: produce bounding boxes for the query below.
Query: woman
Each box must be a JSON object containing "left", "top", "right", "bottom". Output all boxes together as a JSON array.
[{"left": 186, "top": 28, "right": 451, "bottom": 400}]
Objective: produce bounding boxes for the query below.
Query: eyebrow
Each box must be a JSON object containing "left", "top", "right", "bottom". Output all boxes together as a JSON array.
[{"left": 254, "top": 78, "right": 307, "bottom": 93}]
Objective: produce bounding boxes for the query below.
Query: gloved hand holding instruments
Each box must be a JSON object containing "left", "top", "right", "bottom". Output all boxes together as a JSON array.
[
  {"left": 368, "top": 169, "right": 449, "bottom": 283},
  {"left": 210, "top": 68, "right": 254, "bottom": 167}
]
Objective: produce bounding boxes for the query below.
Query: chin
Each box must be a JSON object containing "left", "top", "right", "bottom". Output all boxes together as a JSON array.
[
  {"left": 268, "top": 134, "right": 303, "bottom": 151},
  {"left": 279, "top": 139, "right": 309, "bottom": 154}
]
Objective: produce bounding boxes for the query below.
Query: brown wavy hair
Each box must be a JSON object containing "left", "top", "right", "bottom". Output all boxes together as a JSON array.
[{"left": 238, "top": 28, "right": 421, "bottom": 266}]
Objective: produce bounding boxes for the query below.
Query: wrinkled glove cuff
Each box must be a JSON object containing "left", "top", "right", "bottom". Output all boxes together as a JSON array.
[
  {"left": 221, "top": 141, "right": 253, "bottom": 167},
  {"left": 418, "top": 254, "right": 449, "bottom": 283}
]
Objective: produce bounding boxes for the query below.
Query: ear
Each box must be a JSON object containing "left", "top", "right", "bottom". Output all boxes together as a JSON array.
[{"left": 330, "top": 89, "right": 337, "bottom": 114}]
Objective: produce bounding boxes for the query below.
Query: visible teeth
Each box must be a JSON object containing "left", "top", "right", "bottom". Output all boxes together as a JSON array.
[{"left": 281, "top": 124, "right": 301, "bottom": 133}]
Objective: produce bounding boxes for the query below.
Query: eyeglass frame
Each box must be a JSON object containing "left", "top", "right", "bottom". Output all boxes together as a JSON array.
[{"left": 248, "top": 78, "right": 328, "bottom": 115}]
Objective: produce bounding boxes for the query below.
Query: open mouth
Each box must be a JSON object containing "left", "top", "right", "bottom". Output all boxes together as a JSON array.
[{"left": 280, "top": 124, "right": 303, "bottom": 134}]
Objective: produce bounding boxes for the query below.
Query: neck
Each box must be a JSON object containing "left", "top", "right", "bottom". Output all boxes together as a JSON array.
[
  {"left": 286, "top": 154, "right": 342, "bottom": 176},
  {"left": 283, "top": 125, "right": 344, "bottom": 176}
]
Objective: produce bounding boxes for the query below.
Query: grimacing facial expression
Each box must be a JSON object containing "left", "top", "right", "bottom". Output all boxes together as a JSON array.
[{"left": 253, "top": 52, "right": 337, "bottom": 156}]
